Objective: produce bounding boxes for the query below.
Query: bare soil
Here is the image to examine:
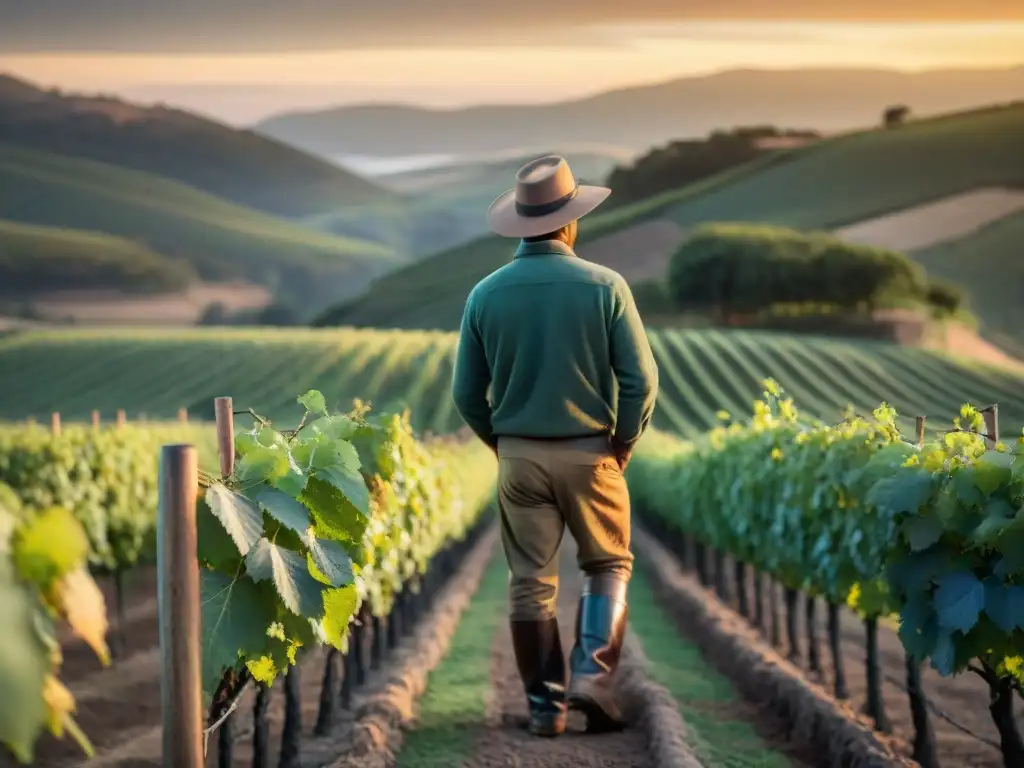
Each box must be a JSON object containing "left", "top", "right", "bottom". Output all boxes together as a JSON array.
[
  {"left": 465, "top": 543, "right": 654, "bottom": 767},
  {"left": 833, "top": 187, "right": 1024, "bottom": 253},
  {"left": 639, "top": 526, "right": 1021, "bottom": 768}
]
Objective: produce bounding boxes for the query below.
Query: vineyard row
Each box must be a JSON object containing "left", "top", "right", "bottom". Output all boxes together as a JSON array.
[
  {"left": 0, "top": 390, "right": 497, "bottom": 765},
  {"left": 627, "top": 383, "right": 1024, "bottom": 767}
]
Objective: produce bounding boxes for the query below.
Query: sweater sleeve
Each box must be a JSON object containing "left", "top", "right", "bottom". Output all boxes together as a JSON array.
[
  {"left": 451, "top": 290, "right": 496, "bottom": 448},
  {"left": 609, "top": 279, "right": 658, "bottom": 446}
]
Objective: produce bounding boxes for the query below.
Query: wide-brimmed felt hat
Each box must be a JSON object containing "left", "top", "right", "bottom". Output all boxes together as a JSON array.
[{"left": 487, "top": 155, "right": 611, "bottom": 238}]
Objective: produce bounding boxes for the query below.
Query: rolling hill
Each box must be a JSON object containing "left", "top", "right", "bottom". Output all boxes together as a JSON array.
[
  {"left": 317, "top": 103, "right": 1024, "bottom": 336},
  {"left": 0, "top": 219, "right": 194, "bottom": 296},
  {"left": 0, "top": 73, "right": 396, "bottom": 219},
  {"left": 302, "top": 149, "right": 629, "bottom": 256},
  {"left": 0, "top": 326, "right": 1020, "bottom": 442},
  {"left": 0, "top": 142, "right": 402, "bottom": 315},
  {"left": 257, "top": 66, "right": 1024, "bottom": 158}
]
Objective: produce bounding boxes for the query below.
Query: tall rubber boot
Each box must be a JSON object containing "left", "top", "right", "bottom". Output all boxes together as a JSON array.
[
  {"left": 567, "top": 573, "right": 629, "bottom": 733},
  {"left": 510, "top": 617, "right": 568, "bottom": 737}
]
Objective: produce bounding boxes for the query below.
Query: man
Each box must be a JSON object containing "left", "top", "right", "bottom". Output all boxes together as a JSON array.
[{"left": 451, "top": 155, "right": 658, "bottom": 738}]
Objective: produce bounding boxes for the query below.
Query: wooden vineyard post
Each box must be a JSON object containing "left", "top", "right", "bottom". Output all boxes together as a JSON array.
[
  {"left": 116, "top": 409, "right": 126, "bottom": 429},
  {"left": 214, "top": 398, "right": 234, "bottom": 479},
  {"left": 91, "top": 410, "right": 101, "bottom": 430},
  {"left": 178, "top": 407, "right": 188, "bottom": 424},
  {"left": 916, "top": 416, "right": 926, "bottom": 447},
  {"left": 213, "top": 398, "right": 236, "bottom": 768},
  {"left": 50, "top": 412, "right": 61, "bottom": 438},
  {"left": 157, "top": 444, "right": 202, "bottom": 768}
]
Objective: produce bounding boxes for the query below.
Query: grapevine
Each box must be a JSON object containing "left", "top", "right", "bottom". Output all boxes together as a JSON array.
[
  {"left": 0, "top": 482, "right": 110, "bottom": 764},
  {"left": 199, "top": 391, "right": 496, "bottom": 717},
  {"left": 628, "top": 382, "right": 1024, "bottom": 766}
]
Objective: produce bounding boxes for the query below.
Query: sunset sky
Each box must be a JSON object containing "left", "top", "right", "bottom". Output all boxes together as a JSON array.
[{"left": 1, "top": 1, "right": 1022, "bottom": 124}]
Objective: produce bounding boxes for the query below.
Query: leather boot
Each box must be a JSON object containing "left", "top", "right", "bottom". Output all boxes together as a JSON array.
[
  {"left": 510, "top": 617, "right": 568, "bottom": 737},
  {"left": 567, "top": 573, "right": 629, "bottom": 733}
]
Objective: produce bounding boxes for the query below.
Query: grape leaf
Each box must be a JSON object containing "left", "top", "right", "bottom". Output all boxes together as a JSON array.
[
  {"left": 952, "top": 469, "right": 982, "bottom": 506},
  {"left": 982, "top": 576, "right": 1024, "bottom": 633},
  {"left": 299, "top": 469, "right": 370, "bottom": 545},
  {"left": 256, "top": 488, "right": 310, "bottom": 535},
  {"left": 929, "top": 629, "right": 957, "bottom": 676},
  {"left": 0, "top": 565, "right": 50, "bottom": 764},
  {"left": 886, "top": 547, "right": 948, "bottom": 595},
  {"left": 235, "top": 444, "right": 290, "bottom": 486},
  {"left": 993, "top": 527, "right": 1024, "bottom": 574},
  {"left": 903, "top": 515, "right": 943, "bottom": 551},
  {"left": 53, "top": 567, "right": 109, "bottom": 666},
  {"left": 245, "top": 539, "right": 325, "bottom": 619},
  {"left": 200, "top": 570, "right": 276, "bottom": 696},
  {"left": 196, "top": 498, "right": 241, "bottom": 571},
  {"left": 205, "top": 484, "right": 264, "bottom": 557},
  {"left": 320, "top": 585, "right": 359, "bottom": 649},
  {"left": 12, "top": 507, "right": 89, "bottom": 588},
  {"left": 974, "top": 458, "right": 1012, "bottom": 495},
  {"left": 970, "top": 512, "right": 1014, "bottom": 547},
  {"left": 933, "top": 571, "right": 984, "bottom": 633},
  {"left": 298, "top": 390, "right": 328, "bottom": 417},
  {"left": 867, "top": 472, "right": 934, "bottom": 515},
  {"left": 306, "top": 537, "right": 354, "bottom": 588}
]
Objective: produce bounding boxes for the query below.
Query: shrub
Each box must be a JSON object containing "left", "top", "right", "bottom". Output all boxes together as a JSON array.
[
  {"left": 667, "top": 223, "right": 929, "bottom": 316},
  {"left": 925, "top": 277, "right": 966, "bottom": 316}
]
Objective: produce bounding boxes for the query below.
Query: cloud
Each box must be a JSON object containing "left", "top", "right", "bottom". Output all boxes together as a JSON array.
[{"left": 0, "top": 1, "right": 1021, "bottom": 52}]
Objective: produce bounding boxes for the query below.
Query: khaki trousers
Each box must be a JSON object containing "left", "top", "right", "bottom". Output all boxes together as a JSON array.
[{"left": 496, "top": 435, "right": 633, "bottom": 621}]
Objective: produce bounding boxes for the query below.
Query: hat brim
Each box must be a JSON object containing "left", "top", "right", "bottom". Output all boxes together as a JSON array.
[{"left": 487, "top": 185, "right": 611, "bottom": 238}]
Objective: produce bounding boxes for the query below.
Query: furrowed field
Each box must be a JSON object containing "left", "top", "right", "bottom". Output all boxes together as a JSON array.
[{"left": 1, "top": 326, "right": 1022, "bottom": 438}]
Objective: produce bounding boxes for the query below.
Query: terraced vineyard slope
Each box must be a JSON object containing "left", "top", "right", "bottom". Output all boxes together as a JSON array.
[{"left": 1, "top": 326, "right": 1021, "bottom": 438}]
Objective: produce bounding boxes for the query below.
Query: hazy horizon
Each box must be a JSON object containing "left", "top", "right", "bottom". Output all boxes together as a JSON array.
[{"left": 1, "top": 12, "right": 1022, "bottom": 124}]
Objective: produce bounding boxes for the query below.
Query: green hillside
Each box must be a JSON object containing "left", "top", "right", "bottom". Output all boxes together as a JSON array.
[
  {"left": 0, "top": 73, "right": 396, "bottom": 219},
  {"left": 0, "top": 219, "right": 194, "bottom": 294},
  {"left": 915, "top": 212, "right": 1024, "bottom": 359},
  {"left": 0, "top": 142, "right": 402, "bottom": 313},
  {"left": 0, "top": 326, "right": 1020, "bottom": 440},
  {"left": 319, "top": 103, "right": 1024, "bottom": 331}
]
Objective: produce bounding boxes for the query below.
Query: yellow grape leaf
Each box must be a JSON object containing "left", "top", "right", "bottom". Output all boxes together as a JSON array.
[
  {"left": 53, "top": 568, "right": 110, "bottom": 666},
  {"left": 42, "top": 675, "right": 74, "bottom": 736},
  {"left": 42, "top": 676, "right": 94, "bottom": 757}
]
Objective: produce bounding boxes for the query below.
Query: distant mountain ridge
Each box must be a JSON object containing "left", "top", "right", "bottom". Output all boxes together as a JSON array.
[
  {"left": 257, "top": 66, "right": 1024, "bottom": 157},
  {"left": 0, "top": 73, "right": 395, "bottom": 219}
]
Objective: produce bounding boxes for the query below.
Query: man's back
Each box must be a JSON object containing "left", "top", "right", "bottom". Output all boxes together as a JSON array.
[{"left": 452, "top": 238, "right": 658, "bottom": 447}]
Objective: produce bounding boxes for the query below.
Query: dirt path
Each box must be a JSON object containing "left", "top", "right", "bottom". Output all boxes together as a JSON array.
[{"left": 473, "top": 543, "right": 653, "bottom": 767}]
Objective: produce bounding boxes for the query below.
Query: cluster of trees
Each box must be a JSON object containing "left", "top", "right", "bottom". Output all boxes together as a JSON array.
[
  {"left": 605, "top": 126, "right": 820, "bottom": 207},
  {"left": 666, "top": 224, "right": 965, "bottom": 318}
]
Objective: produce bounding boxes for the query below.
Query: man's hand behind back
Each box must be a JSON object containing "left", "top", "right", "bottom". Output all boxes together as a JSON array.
[{"left": 610, "top": 436, "right": 632, "bottom": 472}]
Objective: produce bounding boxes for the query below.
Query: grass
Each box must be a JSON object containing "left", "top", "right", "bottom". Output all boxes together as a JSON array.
[
  {"left": 396, "top": 554, "right": 508, "bottom": 767},
  {"left": 0, "top": 325, "right": 1021, "bottom": 440},
  {"left": 0, "top": 219, "right": 193, "bottom": 294},
  {"left": 914, "top": 212, "right": 1024, "bottom": 358},
  {"left": 0, "top": 142, "right": 402, "bottom": 311},
  {"left": 320, "top": 103, "right": 1024, "bottom": 332},
  {"left": 628, "top": 568, "right": 800, "bottom": 767}
]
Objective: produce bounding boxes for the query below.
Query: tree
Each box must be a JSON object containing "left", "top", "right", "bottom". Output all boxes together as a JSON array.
[{"left": 884, "top": 105, "right": 911, "bottom": 128}]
